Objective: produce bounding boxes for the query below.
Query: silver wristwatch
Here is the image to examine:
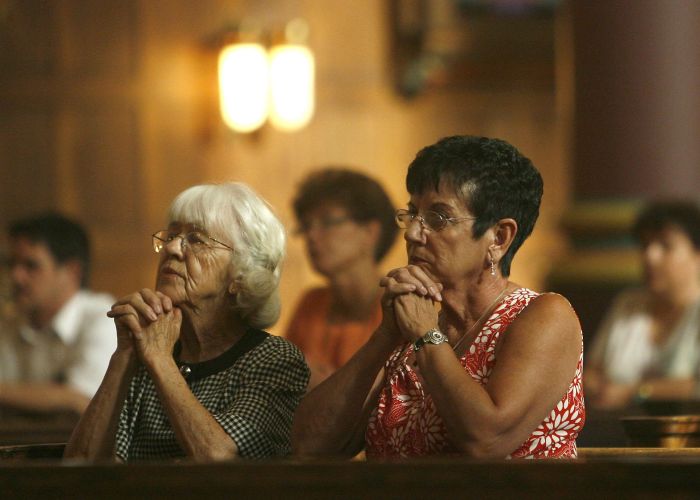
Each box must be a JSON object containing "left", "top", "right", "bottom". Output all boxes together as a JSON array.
[{"left": 412, "top": 328, "right": 448, "bottom": 352}]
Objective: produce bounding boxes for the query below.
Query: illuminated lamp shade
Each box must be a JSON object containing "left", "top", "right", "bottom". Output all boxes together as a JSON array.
[
  {"left": 218, "top": 43, "right": 269, "bottom": 132},
  {"left": 268, "top": 43, "right": 315, "bottom": 131}
]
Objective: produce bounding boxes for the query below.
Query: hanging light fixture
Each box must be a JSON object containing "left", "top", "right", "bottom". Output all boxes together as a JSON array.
[
  {"left": 217, "top": 19, "right": 314, "bottom": 133},
  {"left": 218, "top": 35, "right": 269, "bottom": 133},
  {"left": 268, "top": 19, "right": 315, "bottom": 131}
]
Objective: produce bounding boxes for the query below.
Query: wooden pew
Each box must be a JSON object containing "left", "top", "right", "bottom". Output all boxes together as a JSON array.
[
  {"left": 2, "top": 454, "right": 700, "bottom": 498},
  {"left": 0, "top": 407, "right": 77, "bottom": 446},
  {"left": 578, "top": 447, "right": 700, "bottom": 459}
]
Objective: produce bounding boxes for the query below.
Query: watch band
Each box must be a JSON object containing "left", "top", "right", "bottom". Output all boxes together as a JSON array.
[{"left": 412, "top": 328, "right": 448, "bottom": 352}]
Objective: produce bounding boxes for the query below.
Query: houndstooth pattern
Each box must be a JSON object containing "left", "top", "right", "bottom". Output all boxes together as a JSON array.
[{"left": 115, "top": 333, "right": 309, "bottom": 461}]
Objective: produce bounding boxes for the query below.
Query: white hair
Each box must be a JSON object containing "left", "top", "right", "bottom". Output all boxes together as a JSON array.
[{"left": 168, "top": 182, "right": 286, "bottom": 329}]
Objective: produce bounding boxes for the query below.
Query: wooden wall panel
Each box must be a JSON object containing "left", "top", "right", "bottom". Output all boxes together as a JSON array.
[
  {"left": 68, "top": 103, "right": 140, "bottom": 223},
  {"left": 0, "top": 0, "right": 571, "bottom": 334},
  {"left": 0, "top": 0, "right": 57, "bottom": 76},
  {"left": 57, "top": 0, "right": 139, "bottom": 78},
  {"left": 0, "top": 107, "right": 58, "bottom": 220}
]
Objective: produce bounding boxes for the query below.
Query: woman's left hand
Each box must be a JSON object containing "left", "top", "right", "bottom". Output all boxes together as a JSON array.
[
  {"left": 393, "top": 293, "right": 439, "bottom": 342},
  {"left": 380, "top": 265, "right": 442, "bottom": 342},
  {"left": 133, "top": 308, "right": 182, "bottom": 365}
]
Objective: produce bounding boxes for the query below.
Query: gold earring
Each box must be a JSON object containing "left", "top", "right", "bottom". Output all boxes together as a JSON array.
[{"left": 490, "top": 258, "right": 496, "bottom": 276}]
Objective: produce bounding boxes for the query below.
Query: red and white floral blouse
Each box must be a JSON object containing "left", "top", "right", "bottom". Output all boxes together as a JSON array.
[{"left": 365, "top": 288, "right": 585, "bottom": 459}]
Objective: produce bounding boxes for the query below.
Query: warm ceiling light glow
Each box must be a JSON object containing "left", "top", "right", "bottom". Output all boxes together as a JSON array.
[
  {"left": 218, "top": 43, "right": 269, "bottom": 132},
  {"left": 268, "top": 44, "right": 315, "bottom": 131}
]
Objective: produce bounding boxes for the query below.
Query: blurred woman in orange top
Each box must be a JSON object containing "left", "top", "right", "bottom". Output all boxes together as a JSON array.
[{"left": 286, "top": 169, "right": 398, "bottom": 388}]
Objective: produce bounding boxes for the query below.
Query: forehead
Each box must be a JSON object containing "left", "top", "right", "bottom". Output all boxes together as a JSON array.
[
  {"left": 168, "top": 221, "right": 213, "bottom": 233},
  {"left": 408, "top": 181, "right": 470, "bottom": 213},
  {"left": 10, "top": 237, "right": 56, "bottom": 264},
  {"left": 300, "top": 201, "right": 349, "bottom": 219},
  {"left": 640, "top": 224, "right": 694, "bottom": 245}
]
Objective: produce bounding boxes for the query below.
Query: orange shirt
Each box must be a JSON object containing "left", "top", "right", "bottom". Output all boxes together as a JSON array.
[{"left": 285, "top": 287, "right": 382, "bottom": 371}]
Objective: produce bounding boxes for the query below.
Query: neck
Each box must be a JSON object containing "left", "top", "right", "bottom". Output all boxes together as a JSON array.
[
  {"left": 440, "top": 276, "right": 511, "bottom": 345},
  {"left": 178, "top": 305, "right": 247, "bottom": 363}
]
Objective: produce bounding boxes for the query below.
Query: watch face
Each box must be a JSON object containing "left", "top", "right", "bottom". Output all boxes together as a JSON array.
[{"left": 426, "top": 329, "right": 447, "bottom": 344}]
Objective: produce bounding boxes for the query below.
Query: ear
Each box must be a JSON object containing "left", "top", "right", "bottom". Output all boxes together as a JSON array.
[{"left": 488, "top": 218, "right": 518, "bottom": 263}]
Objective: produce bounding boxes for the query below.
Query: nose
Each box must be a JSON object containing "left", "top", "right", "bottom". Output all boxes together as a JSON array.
[
  {"left": 162, "top": 235, "right": 186, "bottom": 259},
  {"left": 404, "top": 217, "right": 427, "bottom": 244}
]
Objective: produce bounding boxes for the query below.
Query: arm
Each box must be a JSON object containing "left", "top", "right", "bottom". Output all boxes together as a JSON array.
[
  {"left": 635, "top": 377, "right": 697, "bottom": 401},
  {"left": 395, "top": 291, "right": 582, "bottom": 458},
  {"left": 292, "top": 326, "right": 398, "bottom": 457},
  {"left": 0, "top": 297, "right": 116, "bottom": 415},
  {"left": 0, "top": 383, "right": 90, "bottom": 414},
  {"left": 145, "top": 343, "right": 239, "bottom": 461},
  {"left": 64, "top": 289, "right": 166, "bottom": 460},
  {"left": 63, "top": 349, "right": 137, "bottom": 460},
  {"left": 292, "top": 273, "right": 422, "bottom": 458},
  {"left": 126, "top": 297, "right": 239, "bottom": 461}
]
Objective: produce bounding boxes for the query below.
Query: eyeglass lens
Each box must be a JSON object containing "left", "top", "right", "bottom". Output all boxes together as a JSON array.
[{"left": 396, "top": 211, "right": 446, "bottom": 231}]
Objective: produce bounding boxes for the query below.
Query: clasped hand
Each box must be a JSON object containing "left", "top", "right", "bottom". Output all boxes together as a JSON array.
[
  {"left": 107, "top": 288, "right": 182, "bottom": 363},
  {"left": 379, "top": 265, "right": 442, "bottom": 343}
]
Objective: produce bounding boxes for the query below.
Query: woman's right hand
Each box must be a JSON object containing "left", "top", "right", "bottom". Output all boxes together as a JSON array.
[
  {"left": 107, "top": 289, "right": 174, "bottom": 353},
  {"left": 379, "top": 265, "right": 443, "bottom": 341}
]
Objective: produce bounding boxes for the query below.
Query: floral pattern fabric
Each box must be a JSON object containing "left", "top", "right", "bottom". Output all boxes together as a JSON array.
[{"left": 365, "top": 288, "right": 585, "bottom": 459}]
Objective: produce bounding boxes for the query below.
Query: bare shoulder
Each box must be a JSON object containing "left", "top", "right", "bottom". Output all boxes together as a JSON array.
[{"left": 509, "top": 291, "right": 582, "bottom": 345}]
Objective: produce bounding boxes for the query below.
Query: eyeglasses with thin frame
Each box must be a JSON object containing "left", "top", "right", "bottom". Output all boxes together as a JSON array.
[
  {"left": 152, "top": 228, "right": 234, "bottom": 254},
  {"left": 395, "top": 209, "right": 475, "bottom": 232},
  {"left": 294, "top": 215, "right": 351, "bottom": 236}
]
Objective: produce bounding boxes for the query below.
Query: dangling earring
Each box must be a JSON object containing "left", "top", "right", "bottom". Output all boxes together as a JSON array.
[{"left": 490, "top": 258, "right": 496, "bottom": 276}]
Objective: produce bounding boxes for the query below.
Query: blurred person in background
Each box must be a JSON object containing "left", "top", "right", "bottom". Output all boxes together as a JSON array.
[
  {"left": 65, "top": 182, "right": 308, "bottom": 462},
  {"left": 586, "top": 200, "right": 700, "bottom": 409},
  {"left": 0, "top": 213, "right": 115, "bottom": 414},
  {"left": 286, "top": 168, "right": 398, "bottom": 388}
]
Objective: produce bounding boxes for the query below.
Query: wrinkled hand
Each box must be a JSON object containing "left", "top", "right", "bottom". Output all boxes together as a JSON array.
[
  {"left": 393, "top": 293, "right": 439, "bottom": 343},
  {"left": 107, "top": 288, "right": 175, "bottom": 354},
  {"left": 133, "top": 308, "right": 182, "bottom": 365},
  {"left": 379, "top": 265, "right": 442, "bottom": 342}
]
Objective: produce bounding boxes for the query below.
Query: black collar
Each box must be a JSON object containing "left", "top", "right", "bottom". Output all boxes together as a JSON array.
[{"left": 172, "top": 328, "right": 269, "bottom": 382}]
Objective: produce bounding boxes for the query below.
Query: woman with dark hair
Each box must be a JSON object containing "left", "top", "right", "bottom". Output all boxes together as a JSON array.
[
  {"left": 287, "top": 168, "right": 398, "bottom": 388},
  {"left": 586, "top": 200, "right": 700, "bottom": 409},
  {"left": 293, "top": 136, "right": 585, "bottom": 459}
]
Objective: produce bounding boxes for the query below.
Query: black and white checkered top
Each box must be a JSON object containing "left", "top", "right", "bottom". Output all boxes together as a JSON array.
[{"left": 115, "top": 328, "right": 309, "bottom": 461}]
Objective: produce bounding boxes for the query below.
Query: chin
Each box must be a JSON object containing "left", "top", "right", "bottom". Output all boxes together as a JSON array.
[
  {"left": 310, "top": 261, "right": 334, "bottom": 278},
  {"left": 646, "top": 280, "right": 669, "bottom": 297},
  {"left": 155, "top": 283, "right": 182, "bottom": 302}
]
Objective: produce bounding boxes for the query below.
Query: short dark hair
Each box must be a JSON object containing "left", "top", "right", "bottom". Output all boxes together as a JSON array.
[
  {"left": 633, "top": 200, "right": 700, "bottom": 250},
  {"left": 8, "top": 213, "right": 91, "bottom": 287},
  {"left": 293, "top": 168, "right": 398, "bottom": 262},
  {"left": 406, "top": 135, "right": 543, "bottom": 277}
]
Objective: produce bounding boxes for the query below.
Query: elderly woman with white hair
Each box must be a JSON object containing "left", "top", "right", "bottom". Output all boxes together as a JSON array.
[{"left": 65, "top": 182, "right": 309, "bottom": 461}]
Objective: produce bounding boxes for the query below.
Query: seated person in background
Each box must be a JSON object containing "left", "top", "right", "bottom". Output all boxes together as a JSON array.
[
  {"left": 586, "top": 200, "right": 700, "bottom": 410},
  {"left": 286, "top": 169, "right": 398, "bottom": 388},
  {"left": 293, "top": 136, "right": 585, "bottom": 459},
  {"left": 0, "top": 213, "right": 115, "bottom": 414},
  {"left": 64, "top": 183, "right": 309, "bottom": 462}
]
